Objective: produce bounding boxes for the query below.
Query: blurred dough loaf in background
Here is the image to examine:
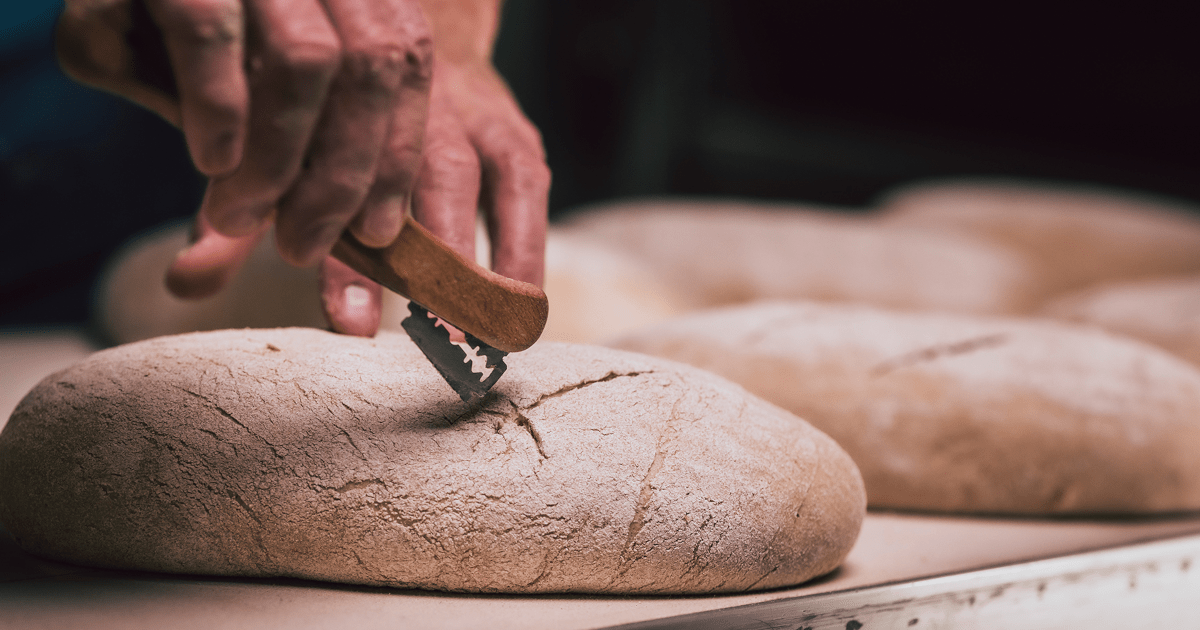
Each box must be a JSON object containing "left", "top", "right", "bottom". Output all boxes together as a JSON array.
[
  {"left": 610, "top": 301, "right": 1200, "bottom": 515},
  {"left": 97, "top": 182, "right": 1200, "bottom": 346},
  {"left": 97, "top": 222, "right": 685, "bottom": 346},
  {"left": 1041, "top": 275, "right": 1200, "bottom": 367},
  {"left": 558, "top": 198, "right": 1041, "bottom": 315},
  {"left": 382, "top": 229, "right": 688, "bottom": 344},
  {"left": 879, "top": 179, "right": 1200, "bottom": 306},
  {"left": 97, "top": 224, "right": 328, "bottom": 345},
  {"left": 537, "top": 232, "right": 687, "bottom": 343}
]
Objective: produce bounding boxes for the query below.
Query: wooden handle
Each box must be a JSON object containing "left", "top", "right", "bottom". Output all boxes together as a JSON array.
[{"left": 332, "top": 217, "right": 548, "bottom": 353}]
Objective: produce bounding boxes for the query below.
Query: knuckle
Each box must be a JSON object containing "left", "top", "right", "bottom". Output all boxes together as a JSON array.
[
  {"left": 152, "top": 0, "right": 243, "bottom": 45},
  {"left": 267, "top": 35, "right": 342, "bottom": 84},
  {"left": 339, "top": 44, "right": 407, "bottom": 97},
  {"left": 387, "top": 8, "right": 434, "bottom": 77},
  {"left": 339, "top": 33, "right": 432, "bottom": 95},
  {"left": 426, "top": 140, "right": 480, "bottom": 175},
  {"left": 499, "top": 151, "right": 552, "bottom": 196},
  {"left": 479, "top": 117, "right": 547, "bottom": 161},
  {"left": 402, "top": 36, "right": 434, "bottom": 84},
  {"left": 316, "top": 169, "right": 375, "bottom": 207},
  {"left": 510, "top": 120, "right": 548, "bottom": 161},
  {"left": 525, "top": 127, "right": 548, "bottom": 159}
]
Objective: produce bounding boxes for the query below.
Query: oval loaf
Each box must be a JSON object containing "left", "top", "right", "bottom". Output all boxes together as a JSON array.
[
  {"left": 0, "top": 328, "right": 864, "bottom": 594},
  {"left": 611, "top": 302, "right": 1200, "bottom": 514},
  {"left": 559, "top": 198, "right": 1039, "bottom": 314},
  {"left": 539, "top": 231, "right": 689, "bottom": 344},
  {"left": 96, "top": 223, "right": 684, "bottom": 347},
  {"left": 1041, "top": 275, "right": 1200, "bottom": 367},
  {"left": 96, "top": 225, "right": 328, "bottom": 344},
  {"left": 880, "top": 179, "right": 1200, "bottom": 304}
]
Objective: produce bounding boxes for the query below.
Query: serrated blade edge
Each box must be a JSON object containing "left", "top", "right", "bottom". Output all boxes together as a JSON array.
[{"left": 400, "top": 302, "right": 508, "bottom": 402}]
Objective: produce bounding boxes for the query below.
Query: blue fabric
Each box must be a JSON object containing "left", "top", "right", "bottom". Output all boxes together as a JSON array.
[
  {"left": 0, "top": 3, "right": 203, "bottom": 326},
  {"left": 0, "top": 0, "right": 60, "bottom": 58}
]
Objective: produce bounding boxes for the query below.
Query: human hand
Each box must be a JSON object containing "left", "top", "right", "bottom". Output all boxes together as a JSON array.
[
  {"left": 58, "top": 0, "right": 548, "bottom": 338},
  {"left": 298, "top": 55, "right": 551, "bottom": 336},
  {"left": 60, "top": 0, "right": 436, "bottom": 263}
]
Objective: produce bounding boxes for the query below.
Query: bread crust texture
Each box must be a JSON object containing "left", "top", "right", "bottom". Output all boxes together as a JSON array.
[
  {"left": 612, "top": 302, "right": 1200, "bottom": 515},
  {"left": 0, "top": 328, "right": 864, "bottom": 594}
]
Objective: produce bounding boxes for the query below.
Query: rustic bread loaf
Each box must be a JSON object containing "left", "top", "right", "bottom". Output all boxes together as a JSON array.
[
  {"left": 0, "top": 329, "right": 864, "bottom": 594},
  {"left": 97, "top": 224, "right": 328, "bottom": 343},
  {"left": 610, "top": 302, "right": 1200, "bottom": 514},
  {"left": 880, "top": 179, "right": 1200, "bottom": 305},
  {"left": 538, "top": 231, "right": 689, "bottom": 344},
  {"left": 559, "top": 198, "right": 1039, "bottom": 314},
  {"left": 97, "top": 223, "right": 471, "bottom": 343},
  {"left": 1041, "top": 276, "right": 1200, "bottom": 367},
  {"left": 98, "top": 223, "right": 682, "bottom": 346}
]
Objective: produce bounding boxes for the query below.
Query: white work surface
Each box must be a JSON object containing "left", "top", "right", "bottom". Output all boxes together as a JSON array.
[{"left": 3, "top": 329, "right": 1199, "bottom": 629}]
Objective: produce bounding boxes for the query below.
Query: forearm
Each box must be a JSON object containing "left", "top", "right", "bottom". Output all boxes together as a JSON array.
[{"left": 417, "top": 0, "right": 503, "bottom": 63}]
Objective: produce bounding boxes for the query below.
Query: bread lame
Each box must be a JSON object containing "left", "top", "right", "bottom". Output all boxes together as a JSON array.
[{"left": 332, "top": 217, "right": 548, "bottom": 401}]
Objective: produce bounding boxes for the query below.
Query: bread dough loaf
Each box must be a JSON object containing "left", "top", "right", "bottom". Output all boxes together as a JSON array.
[
  {"left": 610, "top": 302, "right": 1200, "bottom": 514},
  {"left": 539, "top": 231, "right": 689, "bottom": 344},
  {"left": 98, "top": 223, "right": 683, "bottom": 347},
  {"left": 0, "top": 329, "right": 864, "bottom": 594},
  {"left": 96, "top": 224, "right": 329, "bottom": 344},
  {"left": 1041, "top": 275, "right": 1200, "bottom": 367},
  {"left": 559, "top": 198, "right": 1039, "bottom": 314},
  {"left": 880, "top": 179, "right": 1200, "bottom": 305},
  {"left": 96, "top": 222, "right": 467, "bottom": 342}
]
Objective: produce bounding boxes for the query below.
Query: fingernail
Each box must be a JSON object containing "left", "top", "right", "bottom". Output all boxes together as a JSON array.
[
  {"left": 344, "top": 284, "right": 372, "bottom": 309},
  {"left": 331, "top": 283, "right": 380, "bottom": 337}
]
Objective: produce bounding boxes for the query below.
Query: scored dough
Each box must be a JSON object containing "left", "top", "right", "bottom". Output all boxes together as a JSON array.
[
  {"left": 610, "top": 302, "right": 1200, "bottom": 515},
  {"left": 0, "top": 328, "right": 864, "bottom": 594}
]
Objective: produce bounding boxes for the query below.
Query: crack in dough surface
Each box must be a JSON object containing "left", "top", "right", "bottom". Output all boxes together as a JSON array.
[{"left": 0, "top": 328, "right": 865, "bottom": 595}]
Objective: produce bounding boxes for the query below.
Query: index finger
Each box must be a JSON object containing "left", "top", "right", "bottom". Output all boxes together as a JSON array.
[
  {"left": 166, "top": 208, "right": 269, "bottom": 299},
  {"left": 145, "top": 0, "right": 249, "bottom": 176}
]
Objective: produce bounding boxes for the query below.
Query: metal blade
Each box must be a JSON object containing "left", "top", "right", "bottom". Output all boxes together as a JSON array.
[{"left": 400, "top": 302, "right": 508, "bottom": 402}]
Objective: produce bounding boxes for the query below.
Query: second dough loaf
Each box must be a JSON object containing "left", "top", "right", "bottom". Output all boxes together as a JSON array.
[{"left": 611, "top": 302, "right": 1200, "bottom": 514}]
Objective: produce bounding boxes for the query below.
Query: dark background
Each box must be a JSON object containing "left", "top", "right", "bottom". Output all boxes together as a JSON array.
[{"left": 3, "top": 0, "right": 1198, "bottom": 326}]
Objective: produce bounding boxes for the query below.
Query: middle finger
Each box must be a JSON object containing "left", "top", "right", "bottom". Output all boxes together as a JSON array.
[
  {"left": 275, "top": 0, "right": 434, "bottom": 266},
  {"left": 201, "top": 0, "right": 341, "bottom": 238}
]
